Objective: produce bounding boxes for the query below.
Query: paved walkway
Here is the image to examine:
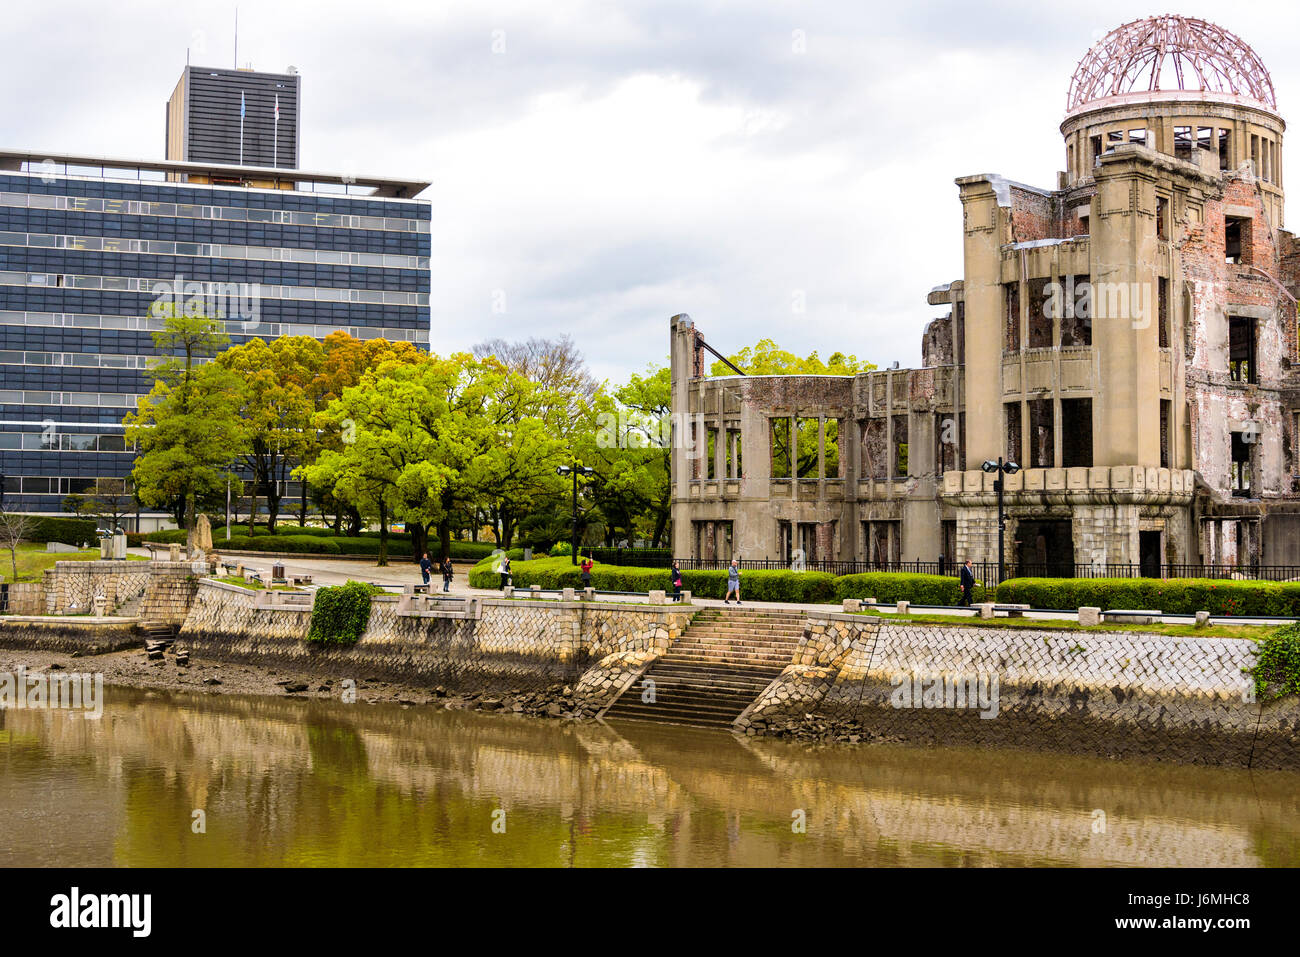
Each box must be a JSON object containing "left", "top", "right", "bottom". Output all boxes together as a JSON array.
[{"left": 127, "top": 549, "right": 1290, "bottom": 626}]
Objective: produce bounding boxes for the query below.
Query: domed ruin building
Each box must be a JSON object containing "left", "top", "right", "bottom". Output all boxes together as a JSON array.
[{"left": 670, "top": 15, "right": 1300, "bottom": 576}]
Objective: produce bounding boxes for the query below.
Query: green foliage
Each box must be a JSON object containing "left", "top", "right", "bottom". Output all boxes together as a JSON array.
[
  {"left": 469, "top": 556, "right": 834, "bottom": 601},
  {"left": 22, "top": 517, "right": 98, "bottom": 546},
  {"left": 549, "top": 541, "right": 573, "bottom": 557},
  {"left": 307, "top": 580, "right": 386, "bottom": 645},
  {"left": 995, "top": 577, "right": 1300, "bottom": 616},
  {"left": 835, "top": 572, "right": 987, "bottom": 605},
  {"left": 1250, "top": 623, "right": 1300, "bottom": 701},
  {"left": 448, "top": 542, "right": 497, "bottom": 561},
  {"left": 149, "top": 524, "right": 493, "bottom": 561},
  {"left": 577, "top": 364, "right": 674, "bottom": 547},
  {"left": 125, "top": 311, "right": 243, "bottom": 529},
  {"left": 216, "top": 336, "right": 325, "bottom": 530},
  {"left": 708, "top": 338, "right": 875, "bottom": 377}
]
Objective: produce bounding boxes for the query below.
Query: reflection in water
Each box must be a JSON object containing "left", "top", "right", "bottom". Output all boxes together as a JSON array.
[{"left": 1, "top": 687, "right": 1297, "bottom": 867}]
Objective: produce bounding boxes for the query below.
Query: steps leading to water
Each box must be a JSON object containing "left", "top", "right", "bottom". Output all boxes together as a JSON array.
[
  {"left": 602, "top": 607, "right": 804, "bottom": 729},
  {"left": 140, "top": 621, "right": 177, "bottom": 647}
]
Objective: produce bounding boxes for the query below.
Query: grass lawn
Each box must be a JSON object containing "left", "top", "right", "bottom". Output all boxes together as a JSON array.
[
  {"left": 212, "top": 576, "right": 304, "bottom": 592},
  {"left": 859, "top": 609, "right": 1275, "bottom": 641},
  {"left": 0, "top": 543, "right": 148, "bottom": 583}
]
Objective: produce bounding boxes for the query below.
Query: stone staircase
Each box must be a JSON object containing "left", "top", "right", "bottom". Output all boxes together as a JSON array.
[
  {"left": 140, "top": 620, "right": 177, "bottom": 648},
  {"left": 602, "top": 607, "right": 805, "bottom": 728}
]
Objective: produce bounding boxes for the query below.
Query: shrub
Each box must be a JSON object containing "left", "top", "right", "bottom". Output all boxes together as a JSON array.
[
  {"left": 834, "top": 572, "right": 986, "bottom": 605},
  {"left": 468, "top": 556, "right": 834, "bottom": 601},
  {"left": 331, "top": 537, "right": 414, "bottom": 558},
  {"left": 307, "top": 580, "right": 386, "bottom": 645},
  {"left": 25, "top": 517, "right": 98, "bottom": 546},
  {"left": 994, "top": 577, "right": 1300, "bottom": 616},
  {"left": 1251, "top": 623, "right": 1300, "bottom": 701},
  {"left": 549, "top": 541, "right": 573, "bottom": 557},
  {"left": 448, "top": 541, "right": 496, "bottom": 561}
]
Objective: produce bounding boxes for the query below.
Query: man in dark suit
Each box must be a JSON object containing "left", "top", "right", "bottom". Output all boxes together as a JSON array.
[{"left": 959, "top": 560, "right": 976, "bottom": 606}]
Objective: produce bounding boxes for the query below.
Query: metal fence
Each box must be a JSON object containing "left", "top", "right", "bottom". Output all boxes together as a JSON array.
[{"left": 583, "top": 550, "right": 1300, "bottom": 584}]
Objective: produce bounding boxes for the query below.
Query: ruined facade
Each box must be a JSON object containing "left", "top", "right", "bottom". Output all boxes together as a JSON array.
[{"left": 671, "top": 16, "right": 1300, "bottom": 573}]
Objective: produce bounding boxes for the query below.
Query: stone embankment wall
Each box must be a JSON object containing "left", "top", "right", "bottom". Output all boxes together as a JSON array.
[
  {"left": 41, "top": 559, "right": 201, "bottom": 621},
  {"left": 1, "top": 582, "right": 44, "bottom": 615},
  {"left": 740, "top": 614, "right": 1297, "bottom": 769},
  {"left": 0, "top": 617, "right": 141, "bottom": 654},
  {"left": 178, "top": 580, "right": 694, "bottom": 692}
]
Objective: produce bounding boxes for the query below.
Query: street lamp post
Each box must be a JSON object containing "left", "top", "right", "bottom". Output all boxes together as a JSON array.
[
  {"left": 981, "top": 456, "right": 1021, "bottom": 585},
  {"left": 556, "top": 463, "right": 594, "bottom": 565}
]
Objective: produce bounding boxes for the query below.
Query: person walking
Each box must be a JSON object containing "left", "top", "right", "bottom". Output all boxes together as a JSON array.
[
  {"left": 499, "top": 554, "right": 512, "bottom": 592},
  {"left": 959, "top": 559, "right": 976, "bottom": 607},
  {"left": 724, "top": 558, "right": 742, "bottom": 604},
  {"left": 670, "top": 560, "right": 683, "bottom": 602},
  {"left": 419, "top": 552, "right": 433, "bottom": 589},
  {"left": 441, "top": 555, "right": 454, "bottom": 593},
  {"left": 579, "top": 555, "right": 593, "bottom": 592}
]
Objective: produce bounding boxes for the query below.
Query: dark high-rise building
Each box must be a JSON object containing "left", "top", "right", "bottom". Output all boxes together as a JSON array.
[
  {"left": 167, "top": 65, "right": 301, "bottom": 168},
  {"left": 0, "top": 149, "right": 430, "bottom": 530}
]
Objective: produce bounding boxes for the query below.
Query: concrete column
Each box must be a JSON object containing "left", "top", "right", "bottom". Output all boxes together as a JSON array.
[{"left": 1091, "top": 152, "right": 1162, "bottom": 466}]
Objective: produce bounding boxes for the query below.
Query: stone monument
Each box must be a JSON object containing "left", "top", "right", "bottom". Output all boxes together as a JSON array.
[{"left": 189, "top": 514, "right": 213, "bottom": 558}]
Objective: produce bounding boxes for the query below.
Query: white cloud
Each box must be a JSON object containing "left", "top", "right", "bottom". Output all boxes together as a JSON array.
[{"left": 1, "top": 0, "right": 1296, "bottom": 382}]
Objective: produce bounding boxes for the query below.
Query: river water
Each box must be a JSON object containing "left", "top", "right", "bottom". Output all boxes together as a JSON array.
[{"left": 1, "top": 687, "right": 1297, "bottom": 867}]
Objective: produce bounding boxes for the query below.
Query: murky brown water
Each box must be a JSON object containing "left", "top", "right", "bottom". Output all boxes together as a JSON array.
[{"left": 1, "top": 687, "right": 1297, "bottom": 866}]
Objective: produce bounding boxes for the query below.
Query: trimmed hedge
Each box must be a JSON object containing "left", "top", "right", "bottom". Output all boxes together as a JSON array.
[
  {"left": 994, "top": 577, "right": 1300, "bottom": 617},
  {"left": 835, "top": 572, "right": 988, "bottom": 605},
  {"left": 147, "top": 525, "right": 498, "bottom": 561},
  {"left": 20, "top": 516, "right": 98, "bottom": 546},
  {"left": 307, "top": 580, "right": 387, "bottom": 645},
  {"left": 469, "top": 556, "right": 835, "bottom": 602},
  {"left": 448, "top": 542, "right": 497, "bottom": 561}
]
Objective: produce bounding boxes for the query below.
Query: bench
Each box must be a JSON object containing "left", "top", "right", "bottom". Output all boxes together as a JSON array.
[
  {"left": 974, "top": 602, "right": 1030, "bottom": 619},
  {"left": 1102, "top": 609, "right": 1162, "bottom": 625}
]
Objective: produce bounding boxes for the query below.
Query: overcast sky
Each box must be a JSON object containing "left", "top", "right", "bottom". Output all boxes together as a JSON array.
[{"left": 3, "top": 1, "right": 1296, "bottom": 384}]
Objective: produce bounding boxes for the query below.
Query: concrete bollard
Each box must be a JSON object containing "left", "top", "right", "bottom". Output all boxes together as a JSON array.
[
  {"left": 582, "top": 587, "right": 595, "bottom": 601},
  {"left": 561, "top": 587, "right": 575, "bottom": 601},
  {"left": 1195, "top": 610, "right": 1211, "bottom": 628},
  {"left": 1077, "top": 606, "right": 1101, "bottom": 627},
  {"left": 529, "top": 584, "right": 541, "bottom": 599},
  {"left": 896, "top": 600, "right": 910, "bottom": 615},
  {"left": 92, "top": 594, "right": 107, "bottom": 618},
  {"left": 842, "top": 598, "right": 861, "bottom": 613},
  {"left": 648, "top": 590, "right": 666, "bottom": 605},
  {"left": 503, "top": 585, "right": 515, "bottom": 599},
  {"left": 976, "top": 602, "right": 995, "bottom": 619},
  {"left": 679, "top": 590, "right": 691, "bottom": 604},
  {"left": 168, "top": 543, "right": 181, "bottom": 562}
]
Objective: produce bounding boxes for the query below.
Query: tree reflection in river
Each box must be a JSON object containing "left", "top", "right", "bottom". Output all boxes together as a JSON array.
[{"left": 0, "top": 687, "right": 1296, "bottom": 867}]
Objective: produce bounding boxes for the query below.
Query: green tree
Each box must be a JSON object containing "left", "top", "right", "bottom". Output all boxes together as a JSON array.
[
  {"left": 62, "top": 478, "right": 136, "bottom": 531},
  {"left": 124, "top": 311, "right": 243, "bottom": 531},
  {"left": 708, "top": 338, "right": 874, "bottom": 377},
  {"left": 580, "top": 365, "right": 674, "bottom": 547},
  {"left": 301, "top": 354, "right": 511, "bottom": 565},
  {"left": 218, "top": 336, "right": 324, "bottom": 534}
]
